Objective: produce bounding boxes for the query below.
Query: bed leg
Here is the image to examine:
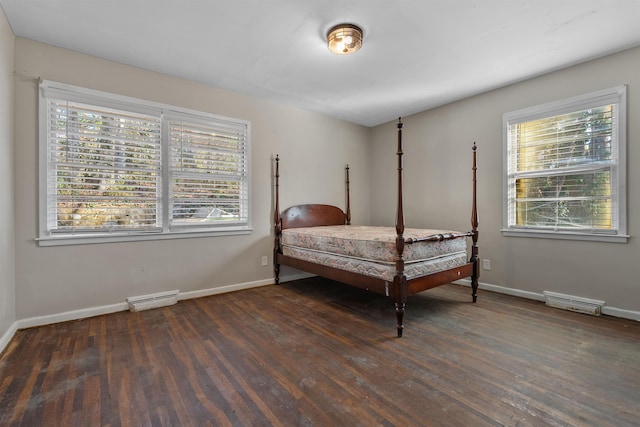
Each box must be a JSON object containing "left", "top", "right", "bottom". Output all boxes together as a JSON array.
[
  {"left": 393, "top": 274, "right": 407, "bottom": 337},
  {"left": 395, "top": 302, "right": 405, "bottom": 337},
  {"left": 274, "top": 251, "right": 281, "bottom": 285},
  {"left": 471, "top": 274, "right": 478, "bottom": 303},
  {"left": 470, "top": 237, "right": 479, "bottom": 302}
]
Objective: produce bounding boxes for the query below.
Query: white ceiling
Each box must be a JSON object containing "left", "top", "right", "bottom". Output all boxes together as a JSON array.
[{"left": 2, "top": 1, "right": 640, "bottom": 127}]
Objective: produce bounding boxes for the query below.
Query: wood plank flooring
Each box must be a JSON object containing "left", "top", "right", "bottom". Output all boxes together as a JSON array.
[{"left": 1, "top": 278, "right": 639, "bottom": 426}]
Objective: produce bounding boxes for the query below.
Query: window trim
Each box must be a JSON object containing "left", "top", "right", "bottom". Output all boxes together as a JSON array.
[
  {"left": 502, "top": 85, "right": 628, "bottom": 243},
  {"left": 38, "top": 80, "right": 252, "bottom": 246}
]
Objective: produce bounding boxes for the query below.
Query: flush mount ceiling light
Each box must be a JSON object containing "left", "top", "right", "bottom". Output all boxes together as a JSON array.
[{"left": 327, "top": 24, "right": 363, "bottom": 55}]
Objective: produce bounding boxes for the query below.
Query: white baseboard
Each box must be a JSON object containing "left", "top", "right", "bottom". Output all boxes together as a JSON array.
[
  {"left": 602, "top": 306, "right": 640, "bottom": 322},
  {"left": 16, "top": 302, "right": 129, "bottom": 330},
  {"left": 176, "top": 272, "right": 315, "bottom": 301},
  {"left": 1, "top": 272, "right": 312, "bottom": 354},
  {"left": 178, "top": 278, "right": 273, "bottom": 300},
  {"left": 454, "top": 278, "right": 546, "bottom": 301},
  {"left": 454, "top": 278, "right": 640, "bottom": 321},
  {"left": 0, "top": 277, "right": 280, "bottom": 356},
  {"left": 0, "top": 321, "right": 18, "bottom": 356},
  {"left": 3, "top": 275, "right": 638, "bottom": 357}
]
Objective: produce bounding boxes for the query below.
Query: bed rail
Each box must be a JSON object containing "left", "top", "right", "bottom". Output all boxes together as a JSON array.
[{"left": 405, "top": 232, "right": 473, "bottom": 244}]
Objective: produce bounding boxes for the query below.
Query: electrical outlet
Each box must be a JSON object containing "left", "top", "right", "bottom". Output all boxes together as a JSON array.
[
  {"left": 482, "top": 259, "right": 491, "bottom": 270},
  {"left": 261, "top": 256, "right": 269, "bottom": 266}
]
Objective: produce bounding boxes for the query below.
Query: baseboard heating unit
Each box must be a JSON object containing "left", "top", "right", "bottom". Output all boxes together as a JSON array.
[
  {"left": 126, "top": 290, "right": 179, "bottom": 312},
  {"left": 543, "top": 291, "right": 605, "bottom": 316}
]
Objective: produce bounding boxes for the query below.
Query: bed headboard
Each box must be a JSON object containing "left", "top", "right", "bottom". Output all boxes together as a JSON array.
[
  {"left": 280, "top": 204, "right": 347, "bottom": 229},
  {"left": 274, "top": 154, "right": 351, "bottom": 231}
]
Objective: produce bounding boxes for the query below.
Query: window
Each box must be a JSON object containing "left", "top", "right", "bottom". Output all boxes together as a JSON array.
[
  {"left": 503, "top": 86, "right": 627, "bottom": 242},
  {"left": 39, "top": 80, "right": 251, "bottom": 245}
]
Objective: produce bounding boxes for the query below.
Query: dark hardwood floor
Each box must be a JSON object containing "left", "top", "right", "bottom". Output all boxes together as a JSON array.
[{"left": 1, "top": 278, "right": 639, "bottom": 426}]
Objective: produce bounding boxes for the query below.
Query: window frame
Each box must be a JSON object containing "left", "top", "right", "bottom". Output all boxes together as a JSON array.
[
  {"left": 38, "top": 80, "right": 252, "bottom": 246},
  {"left": 502, "top": 85, "right": 628, "bottom": 243}
]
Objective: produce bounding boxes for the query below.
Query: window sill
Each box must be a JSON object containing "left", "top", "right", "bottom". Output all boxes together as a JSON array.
[
  {"left": 37, "top": 226, "right": 253, "bottom": 247},
  {"left": 501, "top": 229, "right": 629, "bottom": 243}
]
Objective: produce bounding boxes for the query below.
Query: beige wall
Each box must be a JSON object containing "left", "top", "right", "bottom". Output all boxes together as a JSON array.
[
  {"left": 0, "top": 7, "right": 16, "bottom": 342},
  {"left": 370, "top": 46, "right": 640, "bottom": 313},
  {"left": 9, "top": 34, "right": 640, "bottom": 325},
  {"left": 13, "top": 38, "right": 371, "bottom": 320}
]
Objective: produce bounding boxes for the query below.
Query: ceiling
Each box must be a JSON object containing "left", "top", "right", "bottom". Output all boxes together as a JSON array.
[{"left": 2, "top": 1, "right": 640, "bottom": 127}]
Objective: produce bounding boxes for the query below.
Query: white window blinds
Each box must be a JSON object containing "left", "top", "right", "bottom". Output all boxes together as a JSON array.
[
  {"left": 169, "top": 117, "right": 249, "bottom": 227},
  {"left": 46, "top": 99, "right": 162, "bottom": 233},
  {"left": 503, "top": 86, "right": 627, "bottom": 241},
  {"left": 39, "top": 80, "right": 251, "bottom": 245},
  {"left": 508, "top": 106, "right": 616, "bottom": 230}
]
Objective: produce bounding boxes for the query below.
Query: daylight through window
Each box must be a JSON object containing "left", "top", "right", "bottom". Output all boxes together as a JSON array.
[
  {"left": 39, "top": 81, "right": 251, "bottom": 245},
  {"left": 503, "top": 86, "right": 627, "bottom": 242}
]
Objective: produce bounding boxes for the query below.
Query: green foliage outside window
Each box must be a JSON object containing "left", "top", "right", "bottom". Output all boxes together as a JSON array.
[{"left": 511, "top": 106, "right": 614, "bottom": 230}]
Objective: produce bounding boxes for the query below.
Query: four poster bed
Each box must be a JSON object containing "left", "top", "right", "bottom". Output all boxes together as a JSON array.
[{"left": 273, "top": 118, "right": 479, "bottom": 337}]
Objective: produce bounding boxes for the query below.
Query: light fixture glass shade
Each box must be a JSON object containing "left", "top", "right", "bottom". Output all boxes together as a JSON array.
[{"left": 327, "top": 24, "right": 363, "bottom": 55}]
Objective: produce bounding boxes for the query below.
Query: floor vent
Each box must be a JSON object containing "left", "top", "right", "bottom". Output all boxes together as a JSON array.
[
  {"left": 126, "top": 290, "right": 179, "bottom": 312},
  {"left": 543, "top": 291, "right": 605, "bottom": 316}
]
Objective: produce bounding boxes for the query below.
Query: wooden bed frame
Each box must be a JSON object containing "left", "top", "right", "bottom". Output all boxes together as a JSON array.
[{"left": 273, "top": 118, "right": 479, "bottom": 337}]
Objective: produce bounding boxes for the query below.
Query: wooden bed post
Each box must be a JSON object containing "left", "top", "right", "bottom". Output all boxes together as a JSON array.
[
  {"left": 274, "top": 155, "right": 282, "bottom": 285},
  {"left": 345, "top": 164, "right": 351, "bottom": 225},
  {"left": 394, "top": 118, "right": 407, "bottom": 337},
  {"left": 470, "top": 143, "right": 479, "bottom": 302}
]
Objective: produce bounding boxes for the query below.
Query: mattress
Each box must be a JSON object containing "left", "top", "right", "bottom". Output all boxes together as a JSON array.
[{"left": 281, "top": 225, "right": 469, "bottom": 282}]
